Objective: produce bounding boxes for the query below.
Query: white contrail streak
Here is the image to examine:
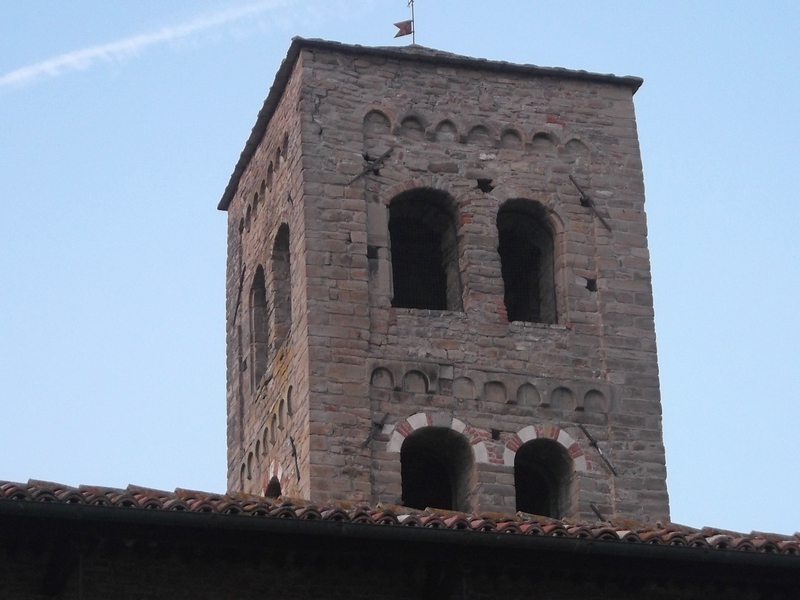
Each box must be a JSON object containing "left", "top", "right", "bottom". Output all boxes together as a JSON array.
[{"left": 0, "top": 2, "right": 281, "bottom": 90}]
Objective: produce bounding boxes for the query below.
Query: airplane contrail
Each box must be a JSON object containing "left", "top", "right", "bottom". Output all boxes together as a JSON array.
[{"left": 0, "top": 1, "right": 283, "bottom": 90}]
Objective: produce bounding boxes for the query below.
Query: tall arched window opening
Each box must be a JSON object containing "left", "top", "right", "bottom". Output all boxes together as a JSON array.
[
  {"left": 249, "top": 266, "right": 269, "bottom": 389},
  {"left": 514, "top": 439, "right": 573, "bottom": 518},
  {"left": 401, "top": 427, "right": 473, "bottom": 512},
  {"left": 272, "top": 224, "right": 292, "bottom": 348},
  {"left": 389, "top": 188, "right": 462, "bottom": 311},
  {"left": 497, "top": 200, "right": 557, "bottom": 323}
]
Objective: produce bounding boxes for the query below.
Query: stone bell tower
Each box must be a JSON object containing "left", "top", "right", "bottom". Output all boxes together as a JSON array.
[{"left": 218, "top": 38, "right": 670, "bottom": 523}]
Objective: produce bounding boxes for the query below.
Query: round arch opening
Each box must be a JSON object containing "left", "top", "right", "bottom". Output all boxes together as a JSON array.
[
  {"left": 497, "top": 199, "right": 556, "bottom": 324},
  {"left": 400, "top": 426, "right": 473, "bottom": 512},
  {"left": 388, "top": 188, "right": 462, "bottom": 311},
  {"left": 514, "top": 438, "right": 574, "bottom": 518}
]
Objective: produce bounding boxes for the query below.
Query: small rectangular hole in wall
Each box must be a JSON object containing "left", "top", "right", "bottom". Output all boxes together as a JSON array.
[
  {"left": 585, "top": 278, "right": 597, "bottom": 292},
  {"left": 367, "top": 245, "right": 379, "bottom": 259},
  {"left": 491, "top": 429, "right": 501, "bottom": 441},
  {"left": 476, "top": 178, "right": 494, "bottom": 193}
]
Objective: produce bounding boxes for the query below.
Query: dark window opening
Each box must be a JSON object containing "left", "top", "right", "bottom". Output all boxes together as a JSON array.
[
  {"left": 585, "top": 278, "right": 597, "bottom": 292},
  {"left": 389, "top": 189, "right": 462, "bottom": 311},
  {"left": 515, "top": 439, "right": 572, "bottom": 518},
  {"left": 249, "top": 266, "right": 269, "bottom": 388},
  {"left": 266, "top": 162, "right": 274, "bottom": 190},
  {"left": 272, "top": 224, "right": 292, "bottom": 348},
  {"left": 246, "top": 452, "right": 254, "bottom": 480},
  {"left": 401, "top": 427, "right": 472, "bottom": 512},
  {"left": 265, "top": 475, "right": 282, "bottom": 498},
  {"left": 497, "top": 200, "right": 557, "bottom": 324},
  {"left": 402, "top": 448, "right": 453, "bottom": 510}
]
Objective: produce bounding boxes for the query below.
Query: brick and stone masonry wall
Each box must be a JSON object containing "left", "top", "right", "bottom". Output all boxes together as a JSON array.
[
  {"left": 293, "top": 46, "right": 668, "bottom": 522},
  {"left": 225, "top": 56, "right": 311, "bottom": 499},
  {"left": 224, "top": 42, "right": 669, "bottom": 523}
]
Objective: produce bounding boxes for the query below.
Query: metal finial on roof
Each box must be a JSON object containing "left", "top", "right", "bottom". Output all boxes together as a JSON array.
[{"left": 394, "top": 0, "right": 415, "bottom": 44}]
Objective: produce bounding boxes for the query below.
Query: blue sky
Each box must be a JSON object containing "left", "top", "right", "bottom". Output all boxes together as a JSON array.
[{"left": 1, "top": 1, "right": 798, "bottom": 534}]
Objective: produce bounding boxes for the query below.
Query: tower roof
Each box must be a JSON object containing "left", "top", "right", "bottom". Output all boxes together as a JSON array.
[{"left": 216, "top": 37, "right": 644, "bottom": 211}]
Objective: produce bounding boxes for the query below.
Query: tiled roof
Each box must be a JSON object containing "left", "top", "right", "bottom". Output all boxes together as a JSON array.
[{"left": 2, "top": 479, "right": 799, "bottom": 556}]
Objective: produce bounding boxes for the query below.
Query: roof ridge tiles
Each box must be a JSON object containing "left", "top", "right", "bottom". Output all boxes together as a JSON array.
[
  {"left": 27, "top": 479, "right": 78, "bottom": 492},
  {"left": 749, "top": 530, "right": 800, "bottom": 542},
  {"left": 173, "top": 487, "right": 227, "bottom": 501},
  {"left": 1, "top": 480, "right": 799, "bottom": 556},
  {"left": 126, "top": 484, "right": 176, "bottom": 499}
]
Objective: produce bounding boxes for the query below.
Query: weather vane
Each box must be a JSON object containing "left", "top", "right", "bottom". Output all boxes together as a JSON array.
[{"left": 393, "top": 0, "right": 415, "bottom": 44}]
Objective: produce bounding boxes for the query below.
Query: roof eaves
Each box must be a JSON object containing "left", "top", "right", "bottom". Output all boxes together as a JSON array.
[
  {"left": 297, "top": 38, "right": 644, "bottom": 91},
  {"left": 3, "top": 494, "right": 799, "bottom": 575},
  {"left": 2, "top": 480, "right": 799, "bottom": 558},
  {"left": 217, "top": 38, "right": 304, "bottom": 212},
  {"left": 216, "top": 37, "right": 644, "bottom": 212}
]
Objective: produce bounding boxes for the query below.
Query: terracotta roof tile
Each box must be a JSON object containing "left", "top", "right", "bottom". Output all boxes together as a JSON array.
[{"left": 2, "top": 479, "right": 799, "bottom": 556}]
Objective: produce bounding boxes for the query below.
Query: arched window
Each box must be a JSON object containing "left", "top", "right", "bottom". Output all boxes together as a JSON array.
[
  {"left": 363, "top": 110, "right": 392, "bottom": 154},
  {"left": 497, "top": 200, "right": 557, "bottom": 323},
  {"left": 514, "top": 439, "right": 573, "bottom": 518},
  {"left": 262, "top": 426, "right": 270, "bottom": 453},
  {"left": 278, "top": 399, "right": 286, "bottom": 430},
  {"left": 265, "top": 475, "right": 282, "bottom": 498},
  {"left": 389, "top": 188, "right": 462, "bottom": 311},
  {"left": 266, "top": 162, "right": 274, "bottom": 190},
  {"left": 249, "top": 266, "right": 268, "bottom": 388},
  {"left": 272, "top": 224, "right": 291, "bottom": 348},
  {"left": 401, "top": 427, "right": 472, "bottom": 512}
]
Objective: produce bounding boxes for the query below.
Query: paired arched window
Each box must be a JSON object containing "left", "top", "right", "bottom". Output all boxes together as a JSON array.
[
  {"left": 398, "top": 425, "right": 574, "bottom": 517},
  {"left": 401, "top": 427, "right": 472, "bottom": 512},
  {"left": 514, "top": 438, "right": 573, "bottom": 518},
  {"left": 388, "top": 188, "right": 462, "bottom": 311},
  {"left": 497, "top": 200, "right": 557, "bottom": 324},
  {"left": 386, "top": 191, "right": 556, "bottom": 321}
]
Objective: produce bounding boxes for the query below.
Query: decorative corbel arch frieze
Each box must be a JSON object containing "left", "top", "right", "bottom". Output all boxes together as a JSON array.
[{"left": 362, "top": 104, "right": 398, "bottom": 127}]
